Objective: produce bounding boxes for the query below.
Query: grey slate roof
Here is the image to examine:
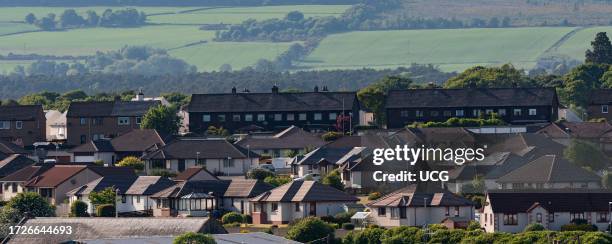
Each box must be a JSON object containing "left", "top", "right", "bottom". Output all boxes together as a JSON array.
[
  {"left": 11, "top": 217, "right": 225, "bottom": 243},
  {"left": 496, "top": 155, "right": 601, "bottom": 183},
  {"left": 187, "top": 91, "right": 357, "bottom": 112},
  {"left": 224, "top": 179, "right": 275, "bottom": 198},
  {"left": 67, "top": 175, "right": 138, "bottom": 196},
  {"left": 125, "top": 176, "right": 176, "bottom": 195},
  {"left": 0, "top": 105, "right": 42, "bottom": 121},
  {"left": 385, "top": 88, "right": 557, "bottom": 108},
  {"left": 142, "top": 138, "right": 249, "bottom": 160},
  {"left": 77, "top": 232, "right": 301, "bottom": 244},
  {"left": 235, "top": 126, "right": 326, "bottom": 150},
  {"left": 151, "top": 179, "right": 273, "bottom": 199},
  {"left": 67, "top": 101, "right": 160, "bottom": 117},
  {"left": 0, "top": 154, "right": 36, "bottom": 178},
  {"left": 71, "top": 129, "right": 168, "bottom": 153},
  {"left": 588, "top": 89, "right": 612, "bottom": 105},
  {"left": 368, "top": 184, "right": 474, "bottom": 207},
  {"left": 295, "top": 147, "right": 355, "bottom": 165},
  {"left": 250, "top": 181, "right": 359, "bottom": 202},
  {"left": 487, "top": 189, "right": 612, "bottom": 213},
  {"left": 0, "top": 139, "right": 28, "bottom": 155}
]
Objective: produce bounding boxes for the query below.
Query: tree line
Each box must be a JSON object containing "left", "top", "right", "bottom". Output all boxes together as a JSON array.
[
  {"left": 25, "top": 8, "right": 146, "bottom": 30},
  {"left": 0, "top": 0, "right": 357, "bottom": 7}
]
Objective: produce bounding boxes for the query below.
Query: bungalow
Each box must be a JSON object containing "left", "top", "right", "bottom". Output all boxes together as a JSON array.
[
  {"left": 174, "top": 166, "right": 219, "bottom": 181},
  {"left": 66, "top": 175, "right": 138, "bottom": 214},
  {"left": 71, "top": 129, "right": 169, "bottom": 165},
  {"left": 150, "top": 179, "right": 273, "bottom": 217},
  {"left": 385, "top": 88, "right": 559, "bottom": 128},
  {"left": 481, "top": 189, "right": 612, "bottom": 233},
  {"left": 291, "top": 147, "right": 354, "bottom": 178},
  {"left": 367, "top": 185, "right": 475, "bottom": 228},
  {"left": 235, "top": 125, "right": 326, "bottom": 158},
  {"left": 495, "top": 155, "right": 602, "bottom": 190},
  {"left": 536, "top": 121, "right": 612, "bottom": 155},
  {"left": 142, "top": 138, "right": 258, "bottom": 175},
  {"left": 250, "top": 181, "right": 359, "bottom": 224}
]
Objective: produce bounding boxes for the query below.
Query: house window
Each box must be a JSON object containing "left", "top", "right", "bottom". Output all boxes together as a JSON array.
[
  {"left": 136, "top": 196, "right": 141, "bottom": 203},
  {"left": 80, "top": 118, "right": 87, "bottom": 125},
  {"left": 299, "top": 113, "right": 307, "bottom": 121},
  {"left": 430, "top": 111, "right": 439, "bottom": 117},
  {"left": 39, "top": 188, "right": 53, "bottom": 198},
  {"left": 245, "top": 114, "right": 253, "bottom": 121},
  {"left": 390, "top": 208, "right": 399, "bottom": 219},
  {"left": 503, "top": 213, "right": 518, "bottom": 225},
  {"left": 529, "top": 109, "right": 537, "bottom": 116},
  {"left": 233, "top": 114, "right": 241, "bottom": 122},
  {"left": 443, "top": 110, "right": 452, "bottom": 117},
  {"left": 603, "top": 105, "right": 609, "bottom": 113},
  {"left": 445, "top": 206, "right": 450, "bottom": 216},
  {"left": 485, "top": 213, "right": 488, "bottom": 224},
  {"left": 217, "top": 115, "right": 226, "bottom": 122},
  {"left": 378, "top": 207, "right": 386, "bottom": 216},
  {"left": 271, "top": 203, "right": 278, "bottom": 212},
  {"left": 257, "top": 114, "right": 265, "bottom": 121},
  {"left": 415, "top": 110, "right": 424, "bottom": 117},
  {"left": 399, "top": 207, "right": 406, "bottom": 219},
  {"left": 400, "top": 110, "right": 409, "bottom": 117},
  {"left": 287, "top": 114, "right": 295, "bottom": 121},
  {"left": 513, "top": 109, "right": 522, "bottom": 116},
  {"left": 274, "top": 114, "right": 282, "bottom": 121},
  {"left": 223, "top": 159, "right": 235, "bottom": 168},
  {"left": 498, "top": 109, "right": 507, "bottom": 116},
  {"left": 92, "top": 117, "right": 103, "bottom": 126},
  {"left": 536, "top": 213, "right": 542, "bottom": 223},
  {"left": 295, "top": 203, "right": 300, "bottom": 212},
  {"left": 473, "top": 110, "right": 481, "bottom": 117},
  {"left": 512, "top": 183, "right": 523, "bottom": 189},
  {"left": 135, "top": 117, "right": 142, "bottom": 125},
  {"left": 11, "top": 183, "right": 17, "bottom": 193},
  {"left": 0, "top": 121, "right": 9, "bottom": 130},
  {"left": 314, "top": 113, "right": 322, "bottom": 121},
  {"left": 548, "top": 213, "right": 554, "bottom": 223},
  {"left": 536, "top": 183, "right": 544, "bottom": 189},
  {"left": 490, "top": 214, "right": 493, "bottom": 225},
  {"left": 202, "top": 114, "right": 211, "bottom": 122},
  {"left": 597, "top": 212, "right": 608, "bottom": 222},
  {"left": 456, "top": 110, "right": 464, "bottom": 117},
  {"left": 122, "top": 195, "right": 126, "bottom": 203},
  {"left": 118, "top": 117, "right": 130, "bottom": 125},
  {"left": 454, "top": 206, "right": 460, "bottom": 217},
  {"left": 15, "top": 121, "right": 22, "bottom": 130},
  {"left": 329, "top": 113, "right": 337, "bottom": 120},
  {"left": 570, "top": 212, "right": 585, "bottom": 221},
  {"left": 485, "top": 109, "right": 494, "bottom": 115},
  {"left": 80, "top": 135, "right": 87, "bottom": 144}
]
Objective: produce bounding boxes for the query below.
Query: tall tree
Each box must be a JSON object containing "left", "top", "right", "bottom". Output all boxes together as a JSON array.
[
  {"left": 444, "top": 64, "right": 534, "bottom": 88},
  {"left": 357, "top": 75, "right": 412, "bottom": 125},
  {"left": 24, "top": 13, "right": 36, "bottom": 24},
  {"left": 564, "top": 139, "right": 609, "bottom": 171},
  {"left": 585, "top": 32, "right": 612, "bottom": 64},
  {"left": 140, "top": 105, "right": 181, "bottom": 135}
]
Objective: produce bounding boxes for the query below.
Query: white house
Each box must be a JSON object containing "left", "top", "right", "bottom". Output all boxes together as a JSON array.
[
  {"left": 45, "top": 110, "right": 67, "bottom": 142},
  {"left": 481, "top": 189, "right": 612, "bottom": 233}
]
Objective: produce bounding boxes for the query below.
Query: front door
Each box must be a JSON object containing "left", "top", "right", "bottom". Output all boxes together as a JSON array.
[
  {"left": 309, "top": 202, "right": 317, "bottom": 216},
  {"left": 178, "top": 159, "right": 185, "bottom": 172},
  {"left": 240, "top": 200, "right": 245, "bottom": 214}
]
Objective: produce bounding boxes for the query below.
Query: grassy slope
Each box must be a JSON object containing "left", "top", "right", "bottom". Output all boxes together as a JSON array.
[
  {"left": 301, "top": 27, "right": 577, "bottom": 72},
  {"left": 552, "top": 26, "right": 612, "bottom": 59},
  {"left": 0, "top": 22, "right": 37, "bottom": 36}
]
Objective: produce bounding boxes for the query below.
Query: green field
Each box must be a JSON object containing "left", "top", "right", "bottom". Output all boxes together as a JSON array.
[
  {"left": 550, "top": 26, "right": 612, "bottom": 59},
  {"left": 0, "top": 7, "right": 195, "bottom": 22},
  {"left": 300, "top": 27, "right": 580, "bottom": 72},
  {"left": 0, "top": 22, "right": 37, "bottom": 36},
  {"left": 148, "top": 5, "right": 351, "bottom": 25}
]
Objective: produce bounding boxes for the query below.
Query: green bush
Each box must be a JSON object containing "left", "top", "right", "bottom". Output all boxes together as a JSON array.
[
  {"left": 334, "top": 211, "right": 356, "bottom": 224},
  {"left": 95, "top": 204, "right": 115, "bottom": 217},
  {"left": 342, "top": 223, "right": 355, "bottom": 230},
  {"left": 351, "top": 226, "right": 386, "bottom": 244},
  {"left": 322, "top": 131, "right": 343, "bottom": 141},
  {"left": 368, "top": 192, "right": 382, "bottom": 200},
  {"left": 381, "top": 226, "right": 423, "bottom": 243},
  {"left": 246, "top": 168, "right": 275, "bottom": 180},
  {"left": 429, "top": 229, "right": 466, "bottom": 244},
  {"left": 524, "top": 223, "right": 545, "bottom": 232},
  {"left": 116, "top": 156, "right": 144, "bottom": 171},
  {"left": 69, "top": 200, "right": 88, "bottom": 217},
  {"left": 221, "top": 212, "right": 243, "bottom": 224},
  {"left": 467, "top": 220, "right": 481, "bottom": 231},
  {"left": 264, "top": 175, "right": 292, "bottom": 187},
  {"left": 241, "top": 214, "right": 252, "bottom": 224},
  {"left": 173, "top": 232, "right": 216, "bottom": 244},
  {"left": 149, "top": 169, "right": 177, "bottom": 177},
  {"left": 560, "top": 223, "right": 598, "bottom": 232},
  {"left": 428, "top": 224, "right": 448, "bottom": 232},
  {"left": 286, "top": 217, "right": 335, "bottom": 243}
]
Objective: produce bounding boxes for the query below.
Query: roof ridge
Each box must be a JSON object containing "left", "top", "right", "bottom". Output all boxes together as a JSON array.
[{"left": 546, "top": 154, "right": 556, "bottom": 181}]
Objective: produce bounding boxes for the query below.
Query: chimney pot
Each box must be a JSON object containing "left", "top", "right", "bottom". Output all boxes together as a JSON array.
[
  {"left": 231, "top": 87, "right": 237, "bottom": 94},
  {"left": 314, "top": 86, "right": 319, "bottom": 92},
  {"left": 272, "top": 85, "right": 279, "bottom": 94}
]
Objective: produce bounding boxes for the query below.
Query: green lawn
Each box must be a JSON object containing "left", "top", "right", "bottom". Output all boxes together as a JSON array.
[
  {"left": 148, "top": 5, "right": 351, "bottom": 25},
  {"left": 300, "top": 27, "right": 577, "bottom": 72}
]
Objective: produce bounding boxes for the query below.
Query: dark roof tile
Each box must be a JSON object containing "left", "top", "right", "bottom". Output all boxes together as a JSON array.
[
  {"left": 386, "top": 88, "right": 557, "bottom": 108},
  {"left": 187, "top": 92, "right": 357, "bottom": 112}
]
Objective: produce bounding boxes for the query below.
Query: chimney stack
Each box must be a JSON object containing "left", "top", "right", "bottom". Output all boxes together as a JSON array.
[
  {"left": 314, "top": 86, "right": 319, "bottom": 92},
  {"left": 272, "top": 85, "right": 279, "bottom": 94},
  {"left": 231, "top": 87, "right": 237, "bottom": 94},
  {"left": 135, "top": 88, "right": 144, "bottom": 101},
  {"left": 322, "top": 86, "right": 328, "bottom": 92}
]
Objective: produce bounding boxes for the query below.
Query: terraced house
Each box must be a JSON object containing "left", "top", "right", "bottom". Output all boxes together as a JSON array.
[
  {"left": 0, "top": 105, "right": 46, "bottom": 146},
  {"left": 186, "top": 86, "right": 360, "bottom": 133},
  {"left": 385, "top": 88, "right": 559, "bottom": 128},
  {"left": 66, "top": 100, "right": 160, "bottom": 145}
]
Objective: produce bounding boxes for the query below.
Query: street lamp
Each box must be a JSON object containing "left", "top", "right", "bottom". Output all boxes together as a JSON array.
[
  {"left": 608, "top": 201, "right": 611, "bottom": 234},
  {"left": 115, "top": 188, "right": 121, "bottom": 218}
]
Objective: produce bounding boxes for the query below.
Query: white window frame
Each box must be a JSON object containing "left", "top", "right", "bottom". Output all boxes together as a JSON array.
[
  {"left": 0, "top": 121, "right": 9, "bottom": 130},
  {"left": 233, "top": 114, "right": 241, "bottom": 122},
  {"left": 415, "top": 110, "right": 424, "bottom": 117},
  {"left": 135, "top": 117, "right": 142, "bottom": 125},
  {"left": 602, "top": 105, "right": 609, "bottom": 114},
  {"left": 455, "top": 110, "right": 464, "bottom": 117},
  {"left": 498, "top": 109, "right": 507, "bottom": 116},
  {"left": 400, "top": 110, "right": 409, "bottom": 117},
  {"left": 513, "top": 109, "right": 522, "bottom": 116},
  {"left": 15, "top": 121, "right": 22, "bottom": 130},
  {"left": 118, "top": 117, "right": 130, "bottom": 125},
  {"left": 287, "top": 113, "right": 295, "bottom": 121},
  {"left": 202, "top": 114, "right": 211, "bottom": 122},
  {"left": 528, "top": 109, "right": 537, "bottom": 116},
  {"left": 80, "top": 118, "right": 87, "bottom": 125},
  {"left": 314, "top": 113, "right": 322, "bottom": 121},
  {"left": 257, "top": 114, "right": 265, "bottom": 121},
  {"left": 299, "top": 113, "right": 307, "bottom": 121},
  {"left": 274, "top": 113, "right": 282, "bottom": 121},
  {"left": 329, "top": 113, "right": 337, "bottom": 120},
  {"left": 245, "top": 114, "right": 253, "bottom": 122}
]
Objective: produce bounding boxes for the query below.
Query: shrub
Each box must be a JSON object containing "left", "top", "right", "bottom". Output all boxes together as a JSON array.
[
  {"left": 322, "top": 131, "right": 343, "bottom": 141},
  {"left": 116, "top": 156, "right": 144, "bottom": 171},
  {"left": 368, "top": 192, "right": 382, "bottom": 200},
  {"left": 95, "top": 204, "right": 115, "bottom": 217},
  {"left": 429, "top": 229, "right": 466, "bottom": 244},
  {"left": 320, "top": 215, "right": 336, "bottom": 223},
  {"left": 524, "top": 223, "right": 545, "bottom": 232},
  {"left": 467, "top": 220, "right": 481, "bottom": 231},
  {"left": 428, "top": 224, "right": 448, "bottom": 232},
  {"left": 342, "top": 223, "right": 355, "bottom": 230},
  {"left": 264, "top": 175, "right": 292, "bottom": 187},
  {"left": 221, "top": 212, "right": 243, "bottom": 224},
  {"left": 354, "top": 226, "right": 386, "bottom": 243},
  {"left": 149, "top": 169, "right": 177, "bottom": 177},
  {"left": 334, "top": 211, "right": 356, "bottom": 224},
  {"left": 381, "top": 226, "right": 423, "bottom": 243},
  {"left": 5, "top": 192, "right": 55, "bottom": 218},
  {"left": 69, "top": 200, "right": 88, "bottom": 217},
  {"left": 560, "top": 223, "right": 598, "bottom": 232},
  {"left": 241, "top": 214, "right": 252, "bottom": 224},
  {"left": 173, "top": 232, "right": 216, "bottom": 244},
  {"left": 286, "top": 217, "right": 335, "bottom": 243},
  {"left": 246, "top": 168, "right": 274, "bottom": 180}
]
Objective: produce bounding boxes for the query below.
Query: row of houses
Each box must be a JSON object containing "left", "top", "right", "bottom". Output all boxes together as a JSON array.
[{"left": 8, "top": 87, "right": 612, "bottom": 147}]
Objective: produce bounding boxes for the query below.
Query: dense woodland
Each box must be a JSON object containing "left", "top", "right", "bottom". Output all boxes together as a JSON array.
[{"left": 25, "top": 8, "right": 147, "bottom": 30}]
